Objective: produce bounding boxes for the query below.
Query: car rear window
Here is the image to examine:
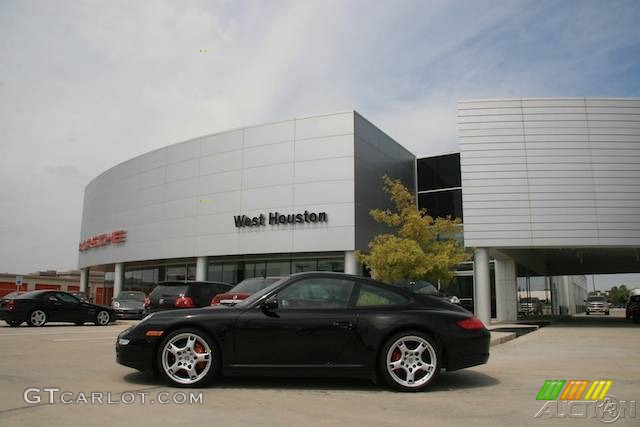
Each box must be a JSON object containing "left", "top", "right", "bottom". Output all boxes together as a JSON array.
[
  {"left": 231, "top": 278, "right": 280, "bottom": 294},
  {"left": 150, "top": 284, "right": 187, "bottom": 298}
]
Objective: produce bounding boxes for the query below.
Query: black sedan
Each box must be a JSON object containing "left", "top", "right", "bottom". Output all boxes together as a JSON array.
[
  {"left": 116, "top": 272, "right": 490, "bottom": 392},
  {"left": 0, "top": 290, "right": 115, "bottom": 327}
]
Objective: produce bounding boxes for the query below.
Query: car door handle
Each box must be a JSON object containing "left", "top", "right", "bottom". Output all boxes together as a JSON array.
[{"left": 333, "top": 321, "right": 353, "bottom": 329}]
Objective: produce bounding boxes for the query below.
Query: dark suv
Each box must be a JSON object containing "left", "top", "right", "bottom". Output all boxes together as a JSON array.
[
  {"left": 143, "top": 281, "right": 232, "bottom": 315},
  {"left": 626, "top": 294, "right": 640, "bottom": 323}
]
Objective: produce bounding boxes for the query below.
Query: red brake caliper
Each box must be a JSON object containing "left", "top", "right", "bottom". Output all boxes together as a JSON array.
[
  {"left": 194, "top": 342, "right": 207, "bottom": 369},
  {"left": 391, "top": 348, "right": 402, "bottom": 370}
]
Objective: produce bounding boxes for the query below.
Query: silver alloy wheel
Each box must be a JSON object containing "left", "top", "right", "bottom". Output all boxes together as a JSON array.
[
  {"left": 30, "top": 310, "right": 47, "bottom": 327},
  {"left": 386, "top": 335, "right": 437, "bottom": 388},
  {"left": 161, "top": 333, "right": 212, "bottom": 385},
  {"left": 96, "top": 311, "right": 110, "bottom": 325}
]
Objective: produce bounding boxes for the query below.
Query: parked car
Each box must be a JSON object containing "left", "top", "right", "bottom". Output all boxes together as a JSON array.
[
  {"left": 0, "top": 290, "right": 115, "bottom": 327},
  {"left": 117, "top": 272, "right": 490, "bottom": 391},
  {"left": 69, "top": 291, "right": 90, "bottom": 302},
  {"left": 585, "top": 295, "right": 609, "bottom": 315},
  {"left": 143, "top": 281, "right": 232, "bottom": 315},
  {"left": 626, "top": 294, "right": 640, "bottom": 323},
  {"left": 112, "top": 291, "right": 146, "bottom": 319},
  {"left": 211, "top": 277, "right": 284, "bottom": 306},
  {"left": 518, "top": 297, "right": 543, "bottom": 316}
]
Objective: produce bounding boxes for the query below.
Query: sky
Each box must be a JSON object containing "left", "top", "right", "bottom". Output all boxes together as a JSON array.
[{"left": 0, "top": 0, "right": 639, "bottom": 289}]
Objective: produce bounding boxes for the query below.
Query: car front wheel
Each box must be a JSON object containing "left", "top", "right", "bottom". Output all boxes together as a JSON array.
[
  {"left": 157, "top": 329, "right": 217, "bottom": 388},
  {"left": 379, "top": 331, "right": 440, "bottom": 392},
  {"left": 95, "top": 310, "right": 111, "bottom": 326},
  {"left": 27, "top": 309, "right": 47, "bottom": 327}
]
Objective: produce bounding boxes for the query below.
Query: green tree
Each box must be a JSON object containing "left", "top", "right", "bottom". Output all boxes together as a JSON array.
[
  {"left": 357, "top": 175, "right": 469, "bottom": 285},
  {"left": 608, "top": 285, "right": 631, "bottom": 305}
]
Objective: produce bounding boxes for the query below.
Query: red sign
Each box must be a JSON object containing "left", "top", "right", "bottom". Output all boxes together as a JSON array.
[{"left": 79, "top": 230, "right": 127, "bottom": 252}]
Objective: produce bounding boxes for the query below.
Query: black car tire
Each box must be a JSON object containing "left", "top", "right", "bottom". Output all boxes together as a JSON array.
[
  {"left": 632, "top": 312, "right": 639, "bottom": 323},
  {"left": 157, "top": 328, "right": 217, "bottom": 388},
  {"left": 6, "top": 320, "right": 21, "bottom": 327},
  {"left": 605, "top": 311, "right": 610, "bottom": 316},
  {"left": 586, "top": 312, "right": 590, "bottom": 315},
  {"left": 95, "top": 310, "right": 111, "bottom": 326},
  {"left": 27, "top": 309, "right": 48, "bottom": 327},
  {"left": 379, "top": 330, "right": 441, "bottom": 392}
]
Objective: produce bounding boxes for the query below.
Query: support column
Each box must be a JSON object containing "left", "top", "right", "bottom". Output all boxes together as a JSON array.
[
  {"left": 495, "top": 258, "right": 518, "bottom": 322},
  {"left": 344, "top": 251, "right": 361, "bottom": 275},
  {"left": 474, "top": 248, "right": 492, "bottom": 326},
  {"left": 114, "top": 263, "right": 124, "bottom": 299},
  {"left": 196, "top": 256, "right": 208, "bottom": 281},
  {"left": 79, "top": 268, "right": 89, "bottom": 293}
]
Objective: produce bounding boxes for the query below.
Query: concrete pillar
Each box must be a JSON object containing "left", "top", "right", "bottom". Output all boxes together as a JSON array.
[
  {"left": 495, "top": 258, "right": 518, "bottom": 322},
  {"left": 474, "top": 248, "right": 492, "bottom": 326},
  {"left": 344, "top": 251, "right": 361, "bottom": 275},
  {"left": 114, "top": 263, "right": 124, "bottom": 298},
  {"left": 79, "top": 268, "right": 89, "bottom": 293},
  {"left": 196, "top": 256, "right": 208, "bottom": 281}
]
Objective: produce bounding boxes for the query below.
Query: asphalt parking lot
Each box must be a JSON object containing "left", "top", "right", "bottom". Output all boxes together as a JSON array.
[{"left": 0, "top": 309, "right": 638, "bottom": 426}]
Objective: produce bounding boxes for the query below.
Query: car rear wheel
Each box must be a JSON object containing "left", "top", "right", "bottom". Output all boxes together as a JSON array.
[
  {"left": 95, "top": 310, "right": 111, "bottom": 326},
  {"left": 27, "top": 309, "right": 47, "bottom": 327},
  {"left": 6, "top": 320, "right": 21, "bottom": 327},
  {"left": 157, "top": 329, "right": 216, "bottom": 388},
  {"left": 379, "top": 331, "right": 440, "bottom": 392}
]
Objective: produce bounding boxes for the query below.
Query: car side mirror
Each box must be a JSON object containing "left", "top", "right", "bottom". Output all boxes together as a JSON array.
[{"left": 261, "top": 296, "right": 278, "bottom": 311}]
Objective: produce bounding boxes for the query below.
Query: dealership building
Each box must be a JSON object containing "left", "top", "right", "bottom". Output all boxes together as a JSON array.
[{"left": 78, "top": 99, "right": 640, "bottom": 325}]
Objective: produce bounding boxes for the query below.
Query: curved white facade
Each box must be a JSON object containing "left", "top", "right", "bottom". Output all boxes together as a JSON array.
[
  {"left": 78, "top": 112, "right": 414, "bottom": 269},
  {"left": 459, "top": 98, "right": 640, "bottom": 248}
]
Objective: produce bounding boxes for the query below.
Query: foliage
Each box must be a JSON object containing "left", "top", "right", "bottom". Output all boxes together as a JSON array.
[
  {"left": 607, "top": 285, "right": 631, "bottom": 305},
  {"left": 357, "top": 175, "right": 469, "bottom": 284}
]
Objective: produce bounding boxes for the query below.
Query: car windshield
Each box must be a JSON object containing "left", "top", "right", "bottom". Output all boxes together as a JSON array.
[
  {"left": 235, "top": 278, "right": 288, "bottom": 307},
  {"left": 117, "top": 292, "right": 145, "bottom": 301},
  {"left": 13, "top": 291, "right": 46, "bottom": 299},
  {"left": 150, "top": 284, "right": 187, "bottom": 298},
  {"left": 588, "top": 296, "right": 606, "bottom": 302},
  {"left": 230, "top": 278, "right": 280, "bottom": 294}
]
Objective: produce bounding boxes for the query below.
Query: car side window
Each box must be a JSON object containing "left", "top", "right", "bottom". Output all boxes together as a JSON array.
[
  {"left": 46, "top": 293, "right": 58, "bottom": 302},
  {"left": 278, "top": 277, "right": 355, "bottom": 309},
  {"left": 355, "top": 283, "right": 410, "bottom": 307},
  {"left": 56, "top": 293, "right": 79, "bottom": 303}
]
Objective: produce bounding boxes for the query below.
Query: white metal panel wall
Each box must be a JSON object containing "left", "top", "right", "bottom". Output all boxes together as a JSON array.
[
  {"left": 78, "top": 112, "right": 356, "bottom": 268},
  {"left": 459, "top": 98, "right": 640, "bottom": 248}
]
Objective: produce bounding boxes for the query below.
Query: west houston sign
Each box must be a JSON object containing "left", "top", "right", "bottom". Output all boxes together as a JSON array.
[{"left": 234, "top": 211, "right": 328, "bottom": 228}]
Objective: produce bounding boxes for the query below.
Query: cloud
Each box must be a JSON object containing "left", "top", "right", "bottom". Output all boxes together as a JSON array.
[{"left": 0, "top": 0, "right": 639, "bottom": 273}]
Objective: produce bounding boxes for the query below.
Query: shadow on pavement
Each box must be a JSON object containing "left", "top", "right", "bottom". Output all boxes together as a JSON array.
[
  {"left": 551, "top": 316, "right": 638, "bottom": 328},
  {"left": 122, "top": 369, "right": 499, "bottom": 393}
]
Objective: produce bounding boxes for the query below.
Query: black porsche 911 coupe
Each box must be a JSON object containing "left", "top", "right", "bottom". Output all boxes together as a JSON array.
[
  {"left": 116, "top": 272, "right": 490, "bottom": 392},
  {"left": 0, "top": 290, "right": 115, "bottom": 326}
]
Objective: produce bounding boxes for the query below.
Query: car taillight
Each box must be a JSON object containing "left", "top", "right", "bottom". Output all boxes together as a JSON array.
[
  {"left": 6, "top": 300, "right": 15, "bottom": 310},
  {"left": 143, "top": 297, "right": 150, "bottom": 308},
  {"left": 175, "top": 296, "right": 195, "bottom": 308},
  {"left": 457, "top": 316, "right": 485, "bottom": 330},
  {"left": 211, "top": 296, "right": 221, "bottom": 306}
]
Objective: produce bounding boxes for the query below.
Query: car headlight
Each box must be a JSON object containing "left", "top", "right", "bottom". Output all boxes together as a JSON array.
[
  {"left": 113, "top": 301, "right": 120, "bottom": 308},
  {"left": 450, "top": 296, "right": 461, "bottom": 304},
  {"left": 118, "top": 338, "right": 130, "bottom": 345}
]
